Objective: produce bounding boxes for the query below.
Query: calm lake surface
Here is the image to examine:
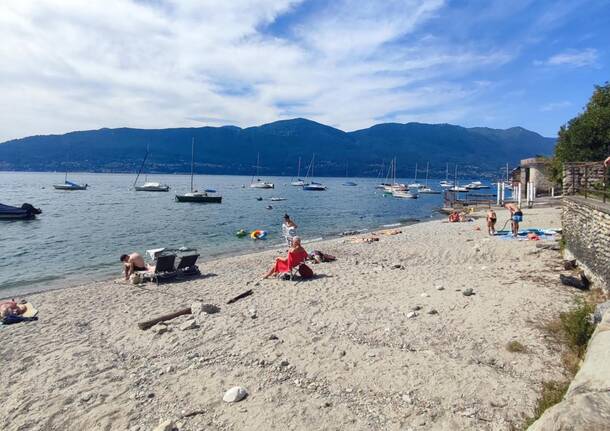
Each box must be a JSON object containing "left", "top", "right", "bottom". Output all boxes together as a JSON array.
[{"left": 0, "top": 172, "right": 453, "bottom": 298}]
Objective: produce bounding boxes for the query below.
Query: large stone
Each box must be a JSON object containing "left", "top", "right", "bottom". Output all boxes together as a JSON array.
[
  {"left": 462, "top": 288, "right": 474, "bottom": 296},
  {"left": 179, "top": 319, "right": 198, "bottom": 331},
  {"left": 152, "top": 419, "right": 174, "bottom": 431},
  {"left": 223, "top": 386, "right": 248, "bottom": 403},
  {"left": 593, "top": 300, "right": 610, "bottom": 324}
]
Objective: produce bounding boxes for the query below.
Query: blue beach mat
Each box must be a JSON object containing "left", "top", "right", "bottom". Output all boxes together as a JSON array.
[{"left": 495, "top": 228, "right": 558, "bottom": 241}]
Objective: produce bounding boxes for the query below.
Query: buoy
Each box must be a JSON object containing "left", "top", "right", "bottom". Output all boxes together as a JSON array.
[{"left": 250, "top": 230, "right": 267, "bottom": 240}]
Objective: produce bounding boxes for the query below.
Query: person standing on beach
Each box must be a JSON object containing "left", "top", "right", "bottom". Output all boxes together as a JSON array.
[
  {"left": 282, "top": 213, "right": 298, "bottom": 245},
  {"left": 486, "top": 209, "right": 497, "bottom": 235},
  {"left": 505, "top": 203, "right": 523, "bottom": 237}
]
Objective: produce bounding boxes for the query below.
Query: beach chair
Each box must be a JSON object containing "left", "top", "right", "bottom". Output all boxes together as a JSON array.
[
  {"left": 176, "top": 254, "right": 200, "bottom": 277},
  {"left": 149, "top": 254, "right": 177, "bottom": 285}
]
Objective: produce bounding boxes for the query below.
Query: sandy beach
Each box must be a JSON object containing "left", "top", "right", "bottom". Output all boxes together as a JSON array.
[{"left": 1, "top": 204, "right": 584, "bottom": 431}]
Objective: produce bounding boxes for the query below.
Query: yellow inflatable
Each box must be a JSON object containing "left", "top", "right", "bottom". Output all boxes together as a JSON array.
[{"left": 250, "top": 229, "right": 267, "bottom": 239}]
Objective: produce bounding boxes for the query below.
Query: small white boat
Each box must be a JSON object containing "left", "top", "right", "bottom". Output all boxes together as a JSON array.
[
  {"left": 250, "top": 180, "right": 274, "bottom": 189},
  {"left": 135, "top": 181, "right": 170, "bottom": 192},
  {"left": 408, "top": 183, "right": 424, "bottom": 189},
  {"left": 291, "top": 157, "right": 305, "bottom": 186},
  {"left": 270, "top": 197, "right": 286, "bottom": 201},
  {"left": 392, "top": 190, "right": 418, "bottom": 199},
  {"left": 440, "top": 180, "right": 453, "bottom": 188},
  {"left": 465, "top": 181, "right": 490, "bottom": 190},
  {"left": 448, "top": 186, "right": 469, "bottom": 192},
  {"left": 419, "top": 186, "right": 441, "bottom": 194},
  {"left": 250, "top": 153, "right": 274, "bottom": 189}
]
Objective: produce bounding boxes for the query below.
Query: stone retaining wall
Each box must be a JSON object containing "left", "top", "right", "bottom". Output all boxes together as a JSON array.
[
  {"left": 528, "top": 307, "right": 610, "bottom": 430},
  {"left": 562, "top": 161, "right": 607, "bottom": 196},
  {"left": 562, "top": 196, "right": 610, "bottom": 291}
]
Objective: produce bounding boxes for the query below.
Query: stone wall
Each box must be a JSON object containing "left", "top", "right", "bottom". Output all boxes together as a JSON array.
[
  {"left": 562, "top": 196, "right": 610, "bottom": 291},
  {"left": 528, "top": 307, "right": 610, "bottom": 430},
  {"left": 563, "top": 161, "right": 607, "bottom": 196}
]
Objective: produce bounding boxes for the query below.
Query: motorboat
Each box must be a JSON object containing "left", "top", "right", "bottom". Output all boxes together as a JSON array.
[
  {"left": 53, "top": 180, "right": 88, "bottom": 190},
  {"left": 440, "top": 180, "right": 454, "bottom": 188},
  {"left": 448, "top": 186, "right": 469, "bottom": 192},
  {"left": 250, "top": 180, "right": 274, "bottom": 189},
  {"left": 419, "top": 186, "right": 441, "bottom": 194},
  {"left": 135, "top": 181, "right": 170, "bottom": 192},
  {"left": 465, "top": 181, "right": 490, "bottom": 190},
  {"left": 303, "top": 181, "right": 327, "bottom": 191},
  {"left": 175, "top": 137, "right": 222, "bottom": 203},
  {"left": 343, "top": 181, "right": 358, "bottom": 186},
  {"left": 392, "top": 190, "right": 418, "bottom": 199},
  {"left": 0, "top": 202, "right": 42, "bottom": 220}
]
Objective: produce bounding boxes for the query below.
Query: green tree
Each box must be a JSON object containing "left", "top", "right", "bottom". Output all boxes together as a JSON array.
[{"left": 555, "top": 82, "right": 610, "bottom": 163}]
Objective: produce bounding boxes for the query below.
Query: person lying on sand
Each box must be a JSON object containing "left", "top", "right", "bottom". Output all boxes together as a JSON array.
[
  {"left": 0, "top": 300, "right": 27, "bottom": 318},
  {"left": 487, "top": 209, "right": 497, "bottom": 235},
  {"left": 263, "top": 236, "right": 308, "bottom": 279},
  {"left": 120, "top": 253, "right": 151, "bottom": 281}
]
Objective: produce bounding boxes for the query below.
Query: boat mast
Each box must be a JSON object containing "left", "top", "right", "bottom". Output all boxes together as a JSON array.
[
  {"left": 445, "top": 163, "right": 449, "bottom": 182},
  {"left": 425, "top": 162, "right": 429, "bottom": 187},
  {"left": 133, "top": 146, "right": 149, "bottom": 188},
  {"left": 190, "top": 137, "right": 195, "bottom": 192},
  {"left": 454, "top": 165, "right": 458, "bottom": 188},
  {"left": 297, "top": 157, "right": 301, "bottom": 178},
  {"left": 414, "top": 163, "right": 418, "bottom": 183}
]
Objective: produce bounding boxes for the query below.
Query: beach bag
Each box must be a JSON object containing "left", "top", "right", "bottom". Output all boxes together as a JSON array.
[{"left": 298, "top": 264, "right": 314, "bottom": 279}]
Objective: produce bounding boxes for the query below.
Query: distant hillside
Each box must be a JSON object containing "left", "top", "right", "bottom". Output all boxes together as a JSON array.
[{"left": 0, "top": 118, "right": 555, "bottom": 178}]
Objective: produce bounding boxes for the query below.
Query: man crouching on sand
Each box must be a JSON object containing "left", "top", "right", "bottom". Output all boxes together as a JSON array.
[
  {"left": 120, "top": 253, "right": 150, "bottom": 281},
  {"left": 505, "top": 203, "right": 523, "bottom": 237}
]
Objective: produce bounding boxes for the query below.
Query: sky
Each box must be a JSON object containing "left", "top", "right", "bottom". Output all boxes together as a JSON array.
[{"left": 1, "top": 0, "right": 609, "bottom": 142}]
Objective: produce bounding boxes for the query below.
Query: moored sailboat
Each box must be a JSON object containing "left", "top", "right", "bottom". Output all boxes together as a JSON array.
[
  {"left": 175, "top": 138, "right": 222, "bottom": 203},
  {"left": 250, "top": 153, "right": 274, "bottom": 189},
  {"left": 133, "top": 146, "right": 170, "bottom": 192},
  {"left": 302, "top": 154, "right": 327, "bottom": 191}
]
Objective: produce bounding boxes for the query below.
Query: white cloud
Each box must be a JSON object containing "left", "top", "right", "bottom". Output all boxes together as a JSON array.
[
  {"left": 540, "top": 48, "right": 598, "bottom": 67},
  {"left": 540, "top": 101, "right": 571, "bottom": 112},
  {"left": 0, "top": 0, "right": 515, "bottom": 141}
]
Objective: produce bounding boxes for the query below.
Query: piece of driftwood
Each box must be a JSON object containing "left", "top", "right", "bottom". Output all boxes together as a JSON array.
[
  {"left": 559, "top": 273, "right": 590, "bottom": 291},
  {"left": 138, "top": 307, "right": 192, "bottom": 330},
  {"left": 226, "top": 289, "right": 253, "bottom": 304}
]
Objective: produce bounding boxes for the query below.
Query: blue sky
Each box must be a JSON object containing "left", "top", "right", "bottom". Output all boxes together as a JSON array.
[{"left": 0, "top": 0, "right": 609, "bottom": 142}]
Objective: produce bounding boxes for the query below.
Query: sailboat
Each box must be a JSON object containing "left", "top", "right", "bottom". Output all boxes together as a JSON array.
[
  {"left": 291, "top": 157, "right": 305, "bottom": 186},
  {"left": 342, "top": 161, "right": 357, "bottom": 186},
  {"left": 390, "top": 158, "right": 417, "bottom": 199},
  {"left": 448, "top": 165, "right": 468, "bottom": 193},
  {"left": 408, "top": 163, "right": 424, "bottom": 189},
  {"left": 175, "top": 138, "right": 222, "bottom": 203},
  {"left": 419, "top": 162, "right": 441, "bottom": 194},
  {"left": 376, "top": 160, "right": 391, "bottom": 189},
  {"left": 133, "top": 146, "right": 170, "bottom": 192},
  {"left": 439, "top": 163, "right": 453, "bottom": 188},
  {"left": 250, "top": 153, "right": 274, "bottom": 189},
  {"left": 53, "top": 156, "right": 88, "bottom": 191},
  {"left": 503, "top": 163, "right": 513, "bottom": 190},
  {"left": 302, "top": 154, "right": 327, "bottom": 191}
]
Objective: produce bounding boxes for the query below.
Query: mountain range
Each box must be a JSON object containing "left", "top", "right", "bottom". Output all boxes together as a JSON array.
[{"left": 0, "top": 118, "right": 555, "bottom": 178}]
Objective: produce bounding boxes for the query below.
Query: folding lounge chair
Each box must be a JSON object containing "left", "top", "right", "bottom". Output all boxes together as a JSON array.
[
  {"left": 149, "top": 254, "right": 177, "bottom": 285},
  {"left": 176, "top": 254, "right": 201, "bottom": 277}
]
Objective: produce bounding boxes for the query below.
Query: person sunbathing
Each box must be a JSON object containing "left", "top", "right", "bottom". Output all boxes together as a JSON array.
[
  {"left": 0, "top": 300, "right": 27, "bottom": 318},
  {"left": 263, "top": 236, "right": 308, "bottom": 279},
  {"left": 120, "top": 252, "right": 150, "bottom": 281}
]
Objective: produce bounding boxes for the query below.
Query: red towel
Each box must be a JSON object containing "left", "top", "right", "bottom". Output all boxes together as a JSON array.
[{"left": 274, "top": 249, "right": 308, "bottom": 273}]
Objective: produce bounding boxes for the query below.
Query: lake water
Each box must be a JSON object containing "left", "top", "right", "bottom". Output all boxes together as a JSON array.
[{"left": 0, "top": 172, "right": 451, "bottom": 298}]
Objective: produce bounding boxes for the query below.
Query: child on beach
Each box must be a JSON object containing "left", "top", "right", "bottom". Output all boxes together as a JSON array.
[{"left": 486, "top": 209, "right": 497, "bottom": 235}]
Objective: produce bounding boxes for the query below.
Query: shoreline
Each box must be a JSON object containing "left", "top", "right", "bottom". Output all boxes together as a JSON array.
[{"left": 1, "top": 214, "right": 439, "bottom": 301}]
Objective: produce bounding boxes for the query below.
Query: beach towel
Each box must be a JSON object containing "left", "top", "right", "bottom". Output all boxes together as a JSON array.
[{"left": 274, "top": 249, "right": 308, "bottom": 273}]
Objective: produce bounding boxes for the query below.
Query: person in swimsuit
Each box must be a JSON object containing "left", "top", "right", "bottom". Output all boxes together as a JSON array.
[
  {"left": 120, "top": 253, "right": 150, "bottom": 281},
  {"left": 487, "top": 209, "right": 497, "bottom": 235},
  {"left": 505, "top": 203, "right": 523, "bottom": 237},
  {"left": 282, "top": 214, "right": 298, "bottom": 246},
  {"left": 0, "top": 300, "right": 27, "bottom": 318}
]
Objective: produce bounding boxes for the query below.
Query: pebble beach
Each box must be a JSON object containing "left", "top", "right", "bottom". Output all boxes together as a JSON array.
[{"left": 0, "top": 205, "right": 583, "bottom": 431}]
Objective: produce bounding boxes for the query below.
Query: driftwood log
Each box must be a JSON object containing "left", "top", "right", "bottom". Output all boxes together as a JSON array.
[
  {"left": 226, "top": 289, "right": 254, "bottom": 304},
  {"left": 138, "top": 307, "right": 192, "bottom": 330}
]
